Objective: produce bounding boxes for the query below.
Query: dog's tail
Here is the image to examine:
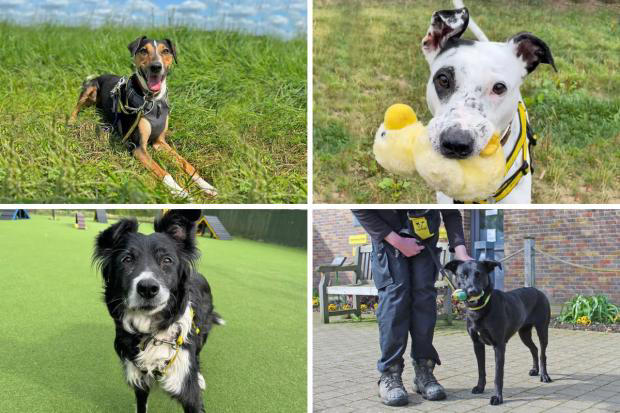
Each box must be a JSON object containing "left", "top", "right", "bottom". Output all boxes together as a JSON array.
[
  {"left": 79, "top": 74, "right": 99, "bottom": 90},
  {"left": 211, "top": 311, "right": 226, "bottom": 326},
  {"left": 453, "top": 0, "right": 489, "bottom": 42}
]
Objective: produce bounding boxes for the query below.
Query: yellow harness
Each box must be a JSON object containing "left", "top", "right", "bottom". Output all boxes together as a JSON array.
[
  {"left": 138, "top": 307, "right": 201, "bottom": 377},
  {"left": 459, "top": 102, "right": 536, "bottom": 204}
]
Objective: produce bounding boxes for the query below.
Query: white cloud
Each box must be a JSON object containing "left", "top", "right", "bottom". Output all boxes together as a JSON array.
[
  {"left": 172, "top": 0, "right": 206, "bottom": 13},
  {"left": 40, "top": 0, "right": 68, "bottom": 10},
  {"left": 127, "top": 0, "right": 156, "bottom": 13},
  {"left": 269, "top": 14, "right": 288, "bottom": 26},
  {"left": 228, "top": 4, "right": 256, "bottom": 17},
  {"left": 0, "top": 0, "right": 25, "bottom": 8}
]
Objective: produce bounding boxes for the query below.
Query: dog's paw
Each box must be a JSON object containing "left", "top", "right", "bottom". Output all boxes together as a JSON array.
[
  {"left": 541, "top": 373, "right": 552, "bottom": 383},
  {"left": 472, "top": 385, "right": 485, "bottom": 394},
  {"left": 529, "top": 368, "right": 539, "bottom": 376},
  {"left": 490, "top": 395, "right": 503, "bottom": 405}
]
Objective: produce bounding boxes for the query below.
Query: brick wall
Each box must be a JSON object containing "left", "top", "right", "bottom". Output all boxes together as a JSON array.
[
  {"left": 312, "top": 209, "right": 362, "bottom": 289},
  {"left": 312, "top": 209, "right": 462, "bottom": 289},
  {"left": 313, "top": 209, "right": 620, "bottom": 305},
  {"left": 503, "top": 209, "right": 620, "bottom": 304}
]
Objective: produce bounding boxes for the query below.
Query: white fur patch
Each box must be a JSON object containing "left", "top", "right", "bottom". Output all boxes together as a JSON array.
[
  {"left": 124, "top": 304, "right": 194, "bottom": 396},
  {"left": 198, "top": 372, "right": 206, "bottom": 390},
  {"left": 192, "top": 176, "right": 217, "bottom": 196},
  {"left": 163, "top": 174, "right": 189, "bottom": 198}
]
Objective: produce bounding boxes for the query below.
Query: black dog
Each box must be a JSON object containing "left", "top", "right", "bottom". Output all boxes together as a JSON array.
[
  {"left": 71, "top": 36, "right": 217, "bottom": 198},
  {"left": 93, "top": 209, "right": 223, "bottom": 413},
  {"left": 445, "top": 260, "right": 552, "bottom": 405}
]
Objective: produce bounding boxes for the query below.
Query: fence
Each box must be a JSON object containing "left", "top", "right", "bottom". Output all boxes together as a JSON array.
[{"left": 203, "top": 209, "right": 306, "bottom": 248}]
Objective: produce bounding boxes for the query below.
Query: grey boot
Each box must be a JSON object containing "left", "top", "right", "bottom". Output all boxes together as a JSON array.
[
  {"left": 413, "top": 358, "right": 446, "bottom": 401},
  {"left": 378, "top": 364, "right": 408, "bottom": 406}
]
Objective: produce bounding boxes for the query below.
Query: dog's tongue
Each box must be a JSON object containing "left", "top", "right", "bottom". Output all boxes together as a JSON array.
[{"left": 147, "top": 76, "right": 162, "bottom": 92}]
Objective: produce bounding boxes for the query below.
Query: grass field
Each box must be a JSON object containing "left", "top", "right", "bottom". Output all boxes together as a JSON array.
[
  {"left": 313, "top": 0, "right": 620, "bottom": 203},
  {"left": 0, "top": 24, "right": 306, "bottom": 204},
  {"left": 0, "top": 213, "right": 307, "bottom": 412}
]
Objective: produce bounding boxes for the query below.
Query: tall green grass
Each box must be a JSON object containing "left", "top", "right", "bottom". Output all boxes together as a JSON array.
[
  {"left": 0, "top": 23, "right": 307, "bottom": 203},
  {"left": 313, "top": 0, "right": 620, "bottom": 203}
]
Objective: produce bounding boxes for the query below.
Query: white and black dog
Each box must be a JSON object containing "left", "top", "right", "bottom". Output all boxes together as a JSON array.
[
  {"left": 94, "top": 209, "right": 223, "bottom": 413},
  {"left": 422, "top": 0, "right": 556, "bottom": 203}
]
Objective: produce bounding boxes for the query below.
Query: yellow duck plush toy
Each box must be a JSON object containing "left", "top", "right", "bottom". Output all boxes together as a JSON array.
[{"left": 373, "top": 104, "right": 505, "bottom": 201}]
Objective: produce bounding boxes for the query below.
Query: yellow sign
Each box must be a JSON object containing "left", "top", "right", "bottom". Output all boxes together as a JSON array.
[{"left": 349, "top": 234, "right": 368, "bottom": 245}]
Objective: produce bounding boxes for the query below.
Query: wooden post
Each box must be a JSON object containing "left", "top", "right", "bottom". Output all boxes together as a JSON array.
[
  {"left": 318, "top": 271, "right": 331, "bottom": 324},
  {"left": 524, "top": 237, "right": 535, "bottom": 287}
]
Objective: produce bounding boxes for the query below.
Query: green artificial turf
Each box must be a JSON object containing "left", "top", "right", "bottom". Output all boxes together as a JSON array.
[
  {"left": 0, "top": 24, "right": 307, "bottom": 204},
  {"left": 313, "top": 0, "right": 620, "bottom": 203},
  {"left": 0, "top": 213, "right": 307, "bottom": 412}
]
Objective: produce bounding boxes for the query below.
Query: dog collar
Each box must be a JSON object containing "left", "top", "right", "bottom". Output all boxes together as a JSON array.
[
  {"left": 467, "top": 292, "right": 491, "bottom": 311},
  {"left": 456, "top": 101, "right": 537, "bottom": 204}
]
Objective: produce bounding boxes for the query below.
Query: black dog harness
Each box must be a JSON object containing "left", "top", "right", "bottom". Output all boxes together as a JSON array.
[{"left": 110, "top": 74, "right": 169, "bottom": 146}]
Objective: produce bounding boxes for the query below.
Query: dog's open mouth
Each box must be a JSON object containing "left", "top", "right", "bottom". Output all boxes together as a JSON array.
[{"left": 147, "top": 74, "right": 164, "bottom": 92}]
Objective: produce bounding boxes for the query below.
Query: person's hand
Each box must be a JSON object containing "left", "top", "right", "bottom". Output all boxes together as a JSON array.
[
  {"left": 384, "top": 232, "right": 425, "bottom": 257},
  {"left": 454, "top": 245, "right": 473, "bottom": 261}
]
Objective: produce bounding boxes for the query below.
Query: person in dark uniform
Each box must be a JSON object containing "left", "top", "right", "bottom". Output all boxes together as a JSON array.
[{"left": 351, "top": 209, "right": 472, "bottom": 406}]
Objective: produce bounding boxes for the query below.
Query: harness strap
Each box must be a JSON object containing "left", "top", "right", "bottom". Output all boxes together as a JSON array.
[{"left": 456, "top": 101, "right": 534, "bottom": 204}]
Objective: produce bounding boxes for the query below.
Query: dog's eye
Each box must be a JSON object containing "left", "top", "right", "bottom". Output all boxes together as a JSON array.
[
  {"left": 139, "top": 48, "right": 148, "bottom": 55},
  {"left": 436, "top": 74, "right": 450, "bottom": 89},
  {"left": 121, "top": 256, "right": 133, "bottom": 263},
  {"left": 162, "top": 257, "right": 173, "bottom": 264},
  {"left": 492, "top": 82, "right": 507, "bottom": 95},
  {"left": 162, "top": 48, "right": 170, "bottom": 54}
]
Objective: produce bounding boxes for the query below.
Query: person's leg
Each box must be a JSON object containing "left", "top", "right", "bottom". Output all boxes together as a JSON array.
[
  {"left": 374, "top": 242, "right": 413, "bottom": 372},
  {"left": 409, "top": 243, "right": 446, "bottom": 401},
  {"left": 372, "top": 241, "right": 413, "bottom": 406},
  {"left": 409, "top": 244, "right": 440, "bottom": 363}
]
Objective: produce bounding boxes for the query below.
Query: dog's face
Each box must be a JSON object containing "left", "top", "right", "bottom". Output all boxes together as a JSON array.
[
  {"left": 128, "top": 36, "right": 177, "bottom": 94},
  {"left": 445, "top": 259, "right": 501, "bottom": 297},
  {"left": 421, "top": 8, "right": 555, "bottom": 159},
  {"left": 93, "top": 210, "right": 201, "bottom": 328}
]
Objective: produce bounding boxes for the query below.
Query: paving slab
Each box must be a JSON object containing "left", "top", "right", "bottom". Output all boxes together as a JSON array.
[{"left": 313, "top": 314, "right": 620, "bottom": 412}]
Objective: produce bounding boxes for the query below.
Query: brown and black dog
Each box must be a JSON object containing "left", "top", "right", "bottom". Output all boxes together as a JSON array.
[{"left": 71, "top": 36, "right": 216, "bottom": 198}]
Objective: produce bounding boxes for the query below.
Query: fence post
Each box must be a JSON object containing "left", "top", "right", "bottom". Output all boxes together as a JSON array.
[{"left": 524, "top": 237, "right": 535, "bottom": 287}]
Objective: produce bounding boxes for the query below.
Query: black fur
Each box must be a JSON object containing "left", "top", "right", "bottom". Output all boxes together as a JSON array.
[
  {"left": 445, "top": 259, "right": 552, "bottom": 405},
  {"left": 509, "top": 32, "right": 557, "bottom": 74},
  {"left": 93, "top": 210, "right": 222, "bottom": 413}
]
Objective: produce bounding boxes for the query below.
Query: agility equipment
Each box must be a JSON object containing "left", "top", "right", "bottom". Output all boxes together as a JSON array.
[
  {"left": 373, "top": 103, "right": 506, "bottom": 202},
  {"left": 75, "top": 212, "right": 86, "bottom": 230},
  {"left": 94, "top": 209, "right": 108, "bottom": 223},
  {"left": 0, "top": 209, "right": 30, "bottom": 220},
  {"left": 196, "top": 216, "right": 232, "bottom": 240}
]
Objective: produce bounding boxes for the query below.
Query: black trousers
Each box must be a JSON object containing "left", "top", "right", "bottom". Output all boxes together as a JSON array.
[{"left": 372, "top": 238, "right": 440, "bottom": 372}]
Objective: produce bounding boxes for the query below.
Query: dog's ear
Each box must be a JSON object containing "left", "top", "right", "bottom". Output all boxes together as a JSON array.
[
  {"left": 444, "top": 259, "right": 464, "bottom": 274},
  {"left": 481, "top": 260, "right": 502, "bottom": 273},
  {"left": 163, "top": 38, "right": 177, "bottom": 63},
  {"left": 93, "top": 219, "right": 139, "bottom": 282},
  {"left": 95, "top": 218, "right": 138, "bottom": 255},
  {"left": 128, "top": 36, "right": 147, "bottom": 56},
  {"left": 155, "top": 210, "right": 201, "bottom": 251},
  {"left": 421, "top": 7, "right": 469, "bottom": 63},
  {"left": 507, "top": 32, "right": 557, "bottom": 74}
]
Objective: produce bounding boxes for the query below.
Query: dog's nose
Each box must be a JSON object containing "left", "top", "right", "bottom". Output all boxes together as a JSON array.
[
  {"left": 137, "top": 279, "right": 160, "bottom": 299},
  {"left": 439, "top": 127, "right": 474, "bottom": 159},
  {"left": 467, "top": 287, "right": 482, "bottom": 297},
  {"left": 150, "top": 62, "right": 163, "bottom": 73}
]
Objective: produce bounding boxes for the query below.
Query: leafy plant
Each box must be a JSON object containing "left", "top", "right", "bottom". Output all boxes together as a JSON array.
[{"left": 557, "top": 294, "right": 620, "bottom": 324}]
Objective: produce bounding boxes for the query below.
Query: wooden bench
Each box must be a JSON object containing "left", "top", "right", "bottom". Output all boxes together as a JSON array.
[{"left": 316, "top": 243, "right": 453, "bottom": 324}]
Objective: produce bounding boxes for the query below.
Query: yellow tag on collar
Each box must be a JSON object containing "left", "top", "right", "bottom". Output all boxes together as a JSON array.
[
  {"left": 177, "top": 336, "right": 184, "bottom": 346},
  {"left": 410, "top": 216, "right": 434, "bottom": 240}
]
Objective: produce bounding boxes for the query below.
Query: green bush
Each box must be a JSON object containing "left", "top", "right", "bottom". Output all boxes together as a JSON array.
[{"left": 557, "top": 294, "right": 620, "bottom": 324}]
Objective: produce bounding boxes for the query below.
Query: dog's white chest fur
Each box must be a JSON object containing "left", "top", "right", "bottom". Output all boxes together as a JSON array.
[{"left": 124, "top": 305, "right": 193, "bottom": 396}]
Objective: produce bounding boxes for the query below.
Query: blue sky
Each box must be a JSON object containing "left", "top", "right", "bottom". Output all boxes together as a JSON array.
[{"left": 0, "top": 0, "right": 307, "bottom": 39}]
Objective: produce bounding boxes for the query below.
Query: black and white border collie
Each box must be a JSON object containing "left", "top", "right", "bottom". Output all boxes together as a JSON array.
[{"left": 93, "top": 209, "right": 223, "bottom": 413}]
